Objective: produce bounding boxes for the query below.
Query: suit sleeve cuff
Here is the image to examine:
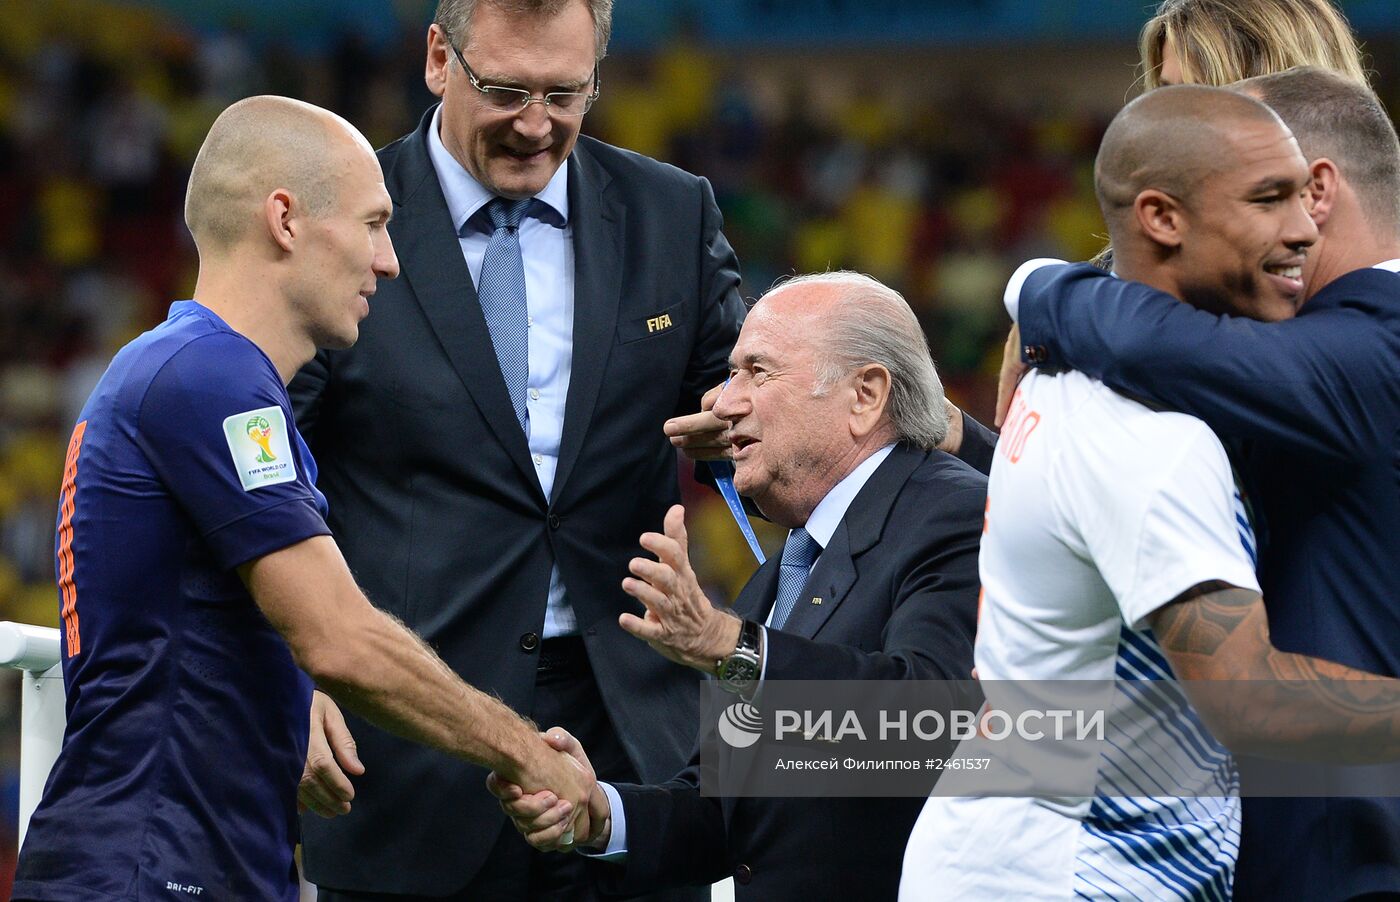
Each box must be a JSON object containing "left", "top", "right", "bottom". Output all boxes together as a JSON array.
[
  {"left": 757, "top": 624, "right": 770, "bottom": 684},
  {"left": 1004, "top": 258, "right": 1068, "bottom": 323},
  {"left": 740, "top": 624, "right": 769, "bottom": 706},
  {"left": 576, "top": 782, "right": 628, "bottom": 861}
]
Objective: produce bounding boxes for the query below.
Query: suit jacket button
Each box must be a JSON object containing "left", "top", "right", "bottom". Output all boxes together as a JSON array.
[
  {"left": 734, "top": 864, "right": 752, "bottom": 885},
  {"left": 1023, "top": 344, "right": 1049, "bottom": 364},
  {"left": 548, "top": 513, "right": 561, "bottom": 530},
  {"left": 520, "top": 632, "right": 539, "bottom": 652}
]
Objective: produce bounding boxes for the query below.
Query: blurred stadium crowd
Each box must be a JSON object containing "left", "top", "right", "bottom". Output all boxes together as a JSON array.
[
  {"left": 0, "top": 0, "right": 1122, "bottom": 624},
  {"left": 0, "top": 0, "right": 1394, "bottom": 889}
]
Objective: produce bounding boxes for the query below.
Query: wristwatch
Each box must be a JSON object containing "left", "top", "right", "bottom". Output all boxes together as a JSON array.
[{"left": 715, "top": 618, "right": 762, "bottom": 695}]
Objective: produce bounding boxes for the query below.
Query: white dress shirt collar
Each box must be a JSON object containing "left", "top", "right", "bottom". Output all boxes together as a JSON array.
[
  {"left": 425, "top": 104, "right": 570, "bottom": 234},
  {"left": 799, "top": 443, "right": 896, "bottom": 551},
  {"left": 1374, "top": 259, "right": 1400, "bottom": 274}
]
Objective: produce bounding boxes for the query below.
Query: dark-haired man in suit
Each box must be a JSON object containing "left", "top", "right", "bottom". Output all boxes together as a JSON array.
[{"left": 288, "top": 0, "right": 744, "bottom": 899}]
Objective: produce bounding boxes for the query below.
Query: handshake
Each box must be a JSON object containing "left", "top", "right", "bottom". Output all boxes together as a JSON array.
[
  {"left": 300, "top": 500, "right": 731, "bottom": 853},
  {"left": 299, "top": 695, "right": 611, "bottom": 853},
  {"left": 481, "top": 500, "right": 740, "bottom": 855},
  {"left": 486, "top": 728, "right": 613, "bottom": 853}
]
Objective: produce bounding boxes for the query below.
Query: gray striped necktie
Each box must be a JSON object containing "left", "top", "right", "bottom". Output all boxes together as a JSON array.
[{"left": 476, "top": 197, "right": 532, "bottom": 431}]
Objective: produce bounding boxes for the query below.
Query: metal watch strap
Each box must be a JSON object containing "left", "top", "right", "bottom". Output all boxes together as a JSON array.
[
  {"left": 718, "top": 618, "right": 760, "bottom": 672},
  {"left": 715, "top": 618, "right": 762, "bottom": 692}
]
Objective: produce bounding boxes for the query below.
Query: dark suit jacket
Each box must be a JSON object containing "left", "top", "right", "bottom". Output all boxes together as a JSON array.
[
  {"left": 598, "top": 444, "right": 986, "bottom": 902},
  {"left": 288, "top": 106, "right": 745, "bottom": 895},
  {"left": 1017, "top": 262, "right": 1400, "bottom": 902}
]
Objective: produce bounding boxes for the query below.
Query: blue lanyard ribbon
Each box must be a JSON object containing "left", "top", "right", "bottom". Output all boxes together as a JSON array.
[{"left": 708, "top": 460, "right": 765, "bottom": 564}]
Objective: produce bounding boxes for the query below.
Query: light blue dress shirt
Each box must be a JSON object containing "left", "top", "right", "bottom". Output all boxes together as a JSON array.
[
  {"left": 592, "top": 443, "right": 896, "bottom": 858},
  {"left": 427, "top": 105, "right": 579, "bottom": 637}
]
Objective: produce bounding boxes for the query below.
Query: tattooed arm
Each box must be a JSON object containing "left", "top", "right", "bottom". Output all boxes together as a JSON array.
[{"left": 1149, "top": 581, "right": 1400, "bottom": 763}]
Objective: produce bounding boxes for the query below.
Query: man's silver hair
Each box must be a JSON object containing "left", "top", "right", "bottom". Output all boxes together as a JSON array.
[{"left": 765, "top": 271, "right": 949, "bottom": 450}]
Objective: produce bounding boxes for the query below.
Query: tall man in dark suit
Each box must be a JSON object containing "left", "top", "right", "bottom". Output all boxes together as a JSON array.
[
  {"left": 287, "top": 0, "right": 744, "bottom": 898},
  {"left": 995, "top": 68, "right": 1400, "bottom": 901},
  {"left": 491, "top": 272, "right": 987, "bottom": 901}
]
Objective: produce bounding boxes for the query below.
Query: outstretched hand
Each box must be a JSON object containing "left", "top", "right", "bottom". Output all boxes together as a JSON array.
[{"left": 620, "top": 504, "right": 742, "bottom": 673}]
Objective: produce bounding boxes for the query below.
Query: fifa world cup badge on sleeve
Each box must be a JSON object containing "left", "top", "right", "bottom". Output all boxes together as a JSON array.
[{"left": 223, "top": 406, "right": 298, "bottom": 491}]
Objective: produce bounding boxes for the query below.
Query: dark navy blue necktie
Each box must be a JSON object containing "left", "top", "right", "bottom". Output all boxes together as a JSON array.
[
  {"left": 476, "top": 197, "right": 532, "bottom": 431},
  {"left": 770, "top": 528, "right": 821, "bottom": 630}
]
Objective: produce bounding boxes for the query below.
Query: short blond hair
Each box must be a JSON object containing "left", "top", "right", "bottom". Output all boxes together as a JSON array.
[{"left": 1140, "top": 0, "right": 1368, "bottom": 90}]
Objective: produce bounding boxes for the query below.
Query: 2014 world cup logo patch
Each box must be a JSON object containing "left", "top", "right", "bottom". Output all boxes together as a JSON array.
[{"left": 223, "top": 405, "right": 297, "bottom": 491}]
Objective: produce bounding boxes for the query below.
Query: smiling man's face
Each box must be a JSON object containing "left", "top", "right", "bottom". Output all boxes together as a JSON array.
[
  {"left": 426, "top": 0, "right": 597, "bottom": 199},
  {"left": 1176, "top": 118, "right": 1318, "bottom": 321}
]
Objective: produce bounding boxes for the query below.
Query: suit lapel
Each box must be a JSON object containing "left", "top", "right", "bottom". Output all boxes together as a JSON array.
[
  {"left": 779, "top": 444, "right": 927, "bottom": 638},
  {"left": 733, "top": 554, "right": 783, "bottom": 624},
  {"left": 389, "top": 108, "right": 542, "bottom": 500},
  {"left": 551, "top": 143, "right": 623, "bottom": 503},
  {"left": 718, "top": 448, "right": 925, "bottom": 823}
]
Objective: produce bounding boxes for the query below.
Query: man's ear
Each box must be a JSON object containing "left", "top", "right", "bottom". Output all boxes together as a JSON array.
[
  {"left": 1305, "top": 158, "right": 1339, "bottom": 229},
  {"left": 1134, "top": 189, "right": 1187, "bottom": 250},
  {"left": 265, "top": 188, "right": 296, "bottom": 253},
  {"left": 850, "top": 363, "right": 892, "bottom": 439},
  {"left": 425, "top": 24, "right": 450, "bottom": 99}
]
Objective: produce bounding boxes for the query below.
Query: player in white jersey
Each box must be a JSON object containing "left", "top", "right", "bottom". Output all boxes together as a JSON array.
[
  {"left": 908, "top": 363, "right": 1258, "bottom": 901},
  {"left": 902, "top": 86, "right": 1400, "bottom": 901}
]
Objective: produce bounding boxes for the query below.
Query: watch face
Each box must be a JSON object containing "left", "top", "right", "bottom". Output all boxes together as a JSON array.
[{"left": 722, "top": 657, "right": 760, "bottom": 685}]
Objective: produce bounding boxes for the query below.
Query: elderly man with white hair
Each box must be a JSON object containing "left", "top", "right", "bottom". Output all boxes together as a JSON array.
[{"left": 489, "top": 271, "right": 988, "bottom": 902}]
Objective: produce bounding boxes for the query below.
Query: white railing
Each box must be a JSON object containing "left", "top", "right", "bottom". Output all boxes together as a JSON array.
[{"left": 0, "top": 621, "right": 64, "bottom": 851}]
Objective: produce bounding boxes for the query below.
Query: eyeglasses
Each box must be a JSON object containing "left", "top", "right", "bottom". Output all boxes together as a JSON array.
[{"left": 452, "top": 45, "right": 599, "bottom": 118}]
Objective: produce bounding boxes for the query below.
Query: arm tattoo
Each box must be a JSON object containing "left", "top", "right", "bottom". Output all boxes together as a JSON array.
[
  {"left": 1151, "top": 581, "right": 1254, "bottom": 659},
  {"left": 1150, "top": 582, "right": 1400, "bottom": 761}
]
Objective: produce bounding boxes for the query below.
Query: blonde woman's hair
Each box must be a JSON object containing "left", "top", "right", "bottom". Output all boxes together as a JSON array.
[
  {"left": 1140, "top": 0, "right": 1368, "bottom": 90},
  {"left": 1091, "top": 0, "right": 1371, "bottom": 269}
]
